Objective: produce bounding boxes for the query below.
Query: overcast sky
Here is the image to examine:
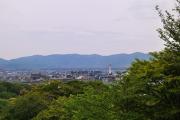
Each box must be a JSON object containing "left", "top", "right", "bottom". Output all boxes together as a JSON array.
[{"left": 0, "top": 0, "right": 174, "bottom": 59}]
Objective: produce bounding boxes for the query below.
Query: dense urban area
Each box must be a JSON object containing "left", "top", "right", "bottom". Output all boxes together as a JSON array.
[
  {"left": 0, "top": 66, "right": 126, "bottom": 83},
  {"left": 0, "top": 65, "right": 126, "bottom": 83}
]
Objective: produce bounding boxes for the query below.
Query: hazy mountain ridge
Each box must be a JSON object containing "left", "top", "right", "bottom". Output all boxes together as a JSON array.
[{"left": 0, "top": 52, "right": 150, "bottom": 70}]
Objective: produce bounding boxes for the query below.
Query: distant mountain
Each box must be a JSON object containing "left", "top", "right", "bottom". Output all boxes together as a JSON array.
[
  {"left": 0, "top": 52, "right": 150, "bottom": 70},
  {"left": 0, "top": 58, "right": 9, "bottom": 67}
]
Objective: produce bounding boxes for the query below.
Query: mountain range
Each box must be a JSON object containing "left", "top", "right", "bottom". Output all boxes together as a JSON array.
[{"left": 0, "top": 52, "right": 150, "bottom": 70}]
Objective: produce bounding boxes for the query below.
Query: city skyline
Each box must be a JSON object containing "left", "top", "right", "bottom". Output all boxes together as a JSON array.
[{"left": 0, "top": 0, "right": 173, "bottom": 59}]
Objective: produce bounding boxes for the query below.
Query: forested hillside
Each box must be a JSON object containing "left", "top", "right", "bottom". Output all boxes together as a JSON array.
[{"left": 0, "top": 53, "right": 149, "bottom": 70}]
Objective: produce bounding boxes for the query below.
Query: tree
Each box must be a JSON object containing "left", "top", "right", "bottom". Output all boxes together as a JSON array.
[
  {"left": 34, "top": 86, "right": 115, "bottom": 120},
  {"left": 112, "top": 1, "right": 180, "bottom": 119},
  {"left": 0, "top": 81, "right": 31, "bottom": 99},
  {"left": 1, "top": 92, "right": 48, "bottom": 120},
  {"left": 156, "top": 1, "right": 180, "bottom": 54}
]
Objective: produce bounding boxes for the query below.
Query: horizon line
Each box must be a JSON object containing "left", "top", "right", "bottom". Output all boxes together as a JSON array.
[{"left": 1, "top": 52, "right": 149, "bottom": 60}]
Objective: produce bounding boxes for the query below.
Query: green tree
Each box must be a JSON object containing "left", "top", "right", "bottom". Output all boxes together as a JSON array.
[
  {"left": 1, "top": 92, "right": 48, "bottom": 120},
  {"left": 112, "top": 1, "right": 180, "bottom": 119},
  {"left": 34, "top": 86, "right": 115, "bottom": 120},
  {"left": 0, "top": 81, "right": 31, "bottom": 99}
]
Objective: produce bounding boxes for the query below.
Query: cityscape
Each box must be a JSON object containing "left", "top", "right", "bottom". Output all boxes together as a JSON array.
[{"left": 0, "top": 65, "right": 126, "bottom": 83}]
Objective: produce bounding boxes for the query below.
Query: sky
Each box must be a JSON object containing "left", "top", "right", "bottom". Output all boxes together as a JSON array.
[{"left": 0, "top": 0, "right": 174, "bottom": 59}]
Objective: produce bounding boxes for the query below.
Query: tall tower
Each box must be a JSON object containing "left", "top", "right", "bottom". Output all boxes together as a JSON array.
[{"left": 108, "top": 64, "right": 112, "bottom": 75}]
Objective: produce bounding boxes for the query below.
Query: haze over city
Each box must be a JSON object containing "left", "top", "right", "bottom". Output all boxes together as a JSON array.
[{"left": 0, "top": 0, "right": 173, "bottom": 59}]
